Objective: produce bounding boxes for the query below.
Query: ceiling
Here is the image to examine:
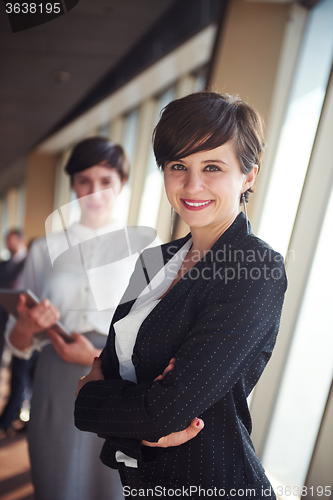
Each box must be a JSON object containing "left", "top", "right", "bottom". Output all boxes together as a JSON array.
[
  {"left": 0, "top": 0, "right": 175, "bottom": 185},
  {"left": 0, "top": 0, "right": 317, "bottom": 194}
]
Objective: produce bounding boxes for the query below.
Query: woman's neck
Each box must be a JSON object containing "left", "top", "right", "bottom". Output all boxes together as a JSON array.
[
  {"left": 79, "top": 214, "right": 116, "bottom": 229},
  {"left": 189, "top": 210, "right": 239, "bottom": 258}
]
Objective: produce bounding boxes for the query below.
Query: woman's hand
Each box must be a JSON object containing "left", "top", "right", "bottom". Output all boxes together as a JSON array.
[
  {"left": 48, "top": 330, "right": 101, "bottom": 366},
  {"left": 17, "top": 294, "right": 60, "bottom": 333},
  {"left": 142, "top": 417, "right": 204, "bottom": 448},
  {"left": 154, "top": 357, "right": 176, "bottom": 381},
  {"left": 142, "top": 357, "right": 204, "bottom": 448},
  {"left": 10, "top": 294, "right": 60, "bottom": 351},
  {"left": 75, "top": 356, "right": 104, "bottom": 398}
]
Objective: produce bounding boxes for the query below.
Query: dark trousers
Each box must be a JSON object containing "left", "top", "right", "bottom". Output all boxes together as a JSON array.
[
  {"left": 0, "top": 351, "right": 39, "bottom": 430},
  {"left": 0, "top": 307, "right": 8, "bottom": 365}
]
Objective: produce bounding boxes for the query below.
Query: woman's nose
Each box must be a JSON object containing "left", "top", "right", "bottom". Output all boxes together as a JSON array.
[
  {"left": 183, "top": 171, "right": 204, "bottom": 193},
  {"left": 89, "top": 184, "right": 103, "bottom": 197}
]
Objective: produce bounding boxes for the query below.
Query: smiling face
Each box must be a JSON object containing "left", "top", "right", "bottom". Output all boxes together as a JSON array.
[
  {"left": 164, "top": 141, "right": 257, "bottom": 236},
  {"left": 72, "top": 164, "right": 124, "bottom": 228}
]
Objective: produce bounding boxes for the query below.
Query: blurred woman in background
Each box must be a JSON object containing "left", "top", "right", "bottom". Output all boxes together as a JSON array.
[{"left": 5, "top": 137, "right": 157, "bottom": 500}]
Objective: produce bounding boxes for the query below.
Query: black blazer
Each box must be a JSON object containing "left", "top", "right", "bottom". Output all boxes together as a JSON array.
[
  {"left": 75, "top": 213, "right": 287, "bottom": 492},
  {"left": 0, "top": 257, "right": 26, "bottom": 288}
]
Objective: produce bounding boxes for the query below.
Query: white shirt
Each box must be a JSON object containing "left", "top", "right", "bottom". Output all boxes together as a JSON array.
[
  {"left": 114, "top": 237, "right": 192, "bottom": 384},
  {"left": 11, "top": 246, "right": 28, "bottom": 263},
  {"left": 6, "top": 221, "right": 160, "bottom": 359}
]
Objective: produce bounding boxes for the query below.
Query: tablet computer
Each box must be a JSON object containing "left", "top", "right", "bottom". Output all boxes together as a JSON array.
[{"left": 0, "top": 289, "right": 72, "bottom": 343}]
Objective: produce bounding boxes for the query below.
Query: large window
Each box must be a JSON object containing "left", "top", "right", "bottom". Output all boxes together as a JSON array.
[
  {"left": 263, "top": 183, "right": 333, "bottom": 496},
  {"left": 114, "top": 108, "right": 139, "bottom": 224},
  {"left": 137, "top": 88, "right": 175, "bottom": 228},
  {"left": 257, "top": 0, "right": 333, "bottom": 257},
  {"left": 258, "top": 1, "right": 333, "bottom": 495}
]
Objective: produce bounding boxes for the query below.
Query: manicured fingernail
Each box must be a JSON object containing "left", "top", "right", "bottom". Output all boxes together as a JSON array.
[
  {"left": 196, "top": 418, "right": 200, "bottom": 426},
  {"left": 94, "top": 357, "right": 100, "bottom": 361}
]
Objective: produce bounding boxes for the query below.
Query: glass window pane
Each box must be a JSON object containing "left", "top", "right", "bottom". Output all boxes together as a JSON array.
[
  {"left": 137, "top": 88, "right": 175, "bottom": 229},
  {"left": 1, "top": 199, "right": 9, "bottom": 260},
  {"left": 257, "top": 0, "right": 333, "bottom": 257},
  {"left": 114, "top": 108, "right": 139, "bottom": 224},
  {"left": 262, "top": 180, "right": 333, "bottom": 492},
  {"left": 98, "top": 123, "right": 109, "bottom": 137}
]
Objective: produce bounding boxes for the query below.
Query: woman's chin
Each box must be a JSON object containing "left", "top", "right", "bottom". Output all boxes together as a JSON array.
[{"left": 180, "top": 213, "right": 212, "bottom": 229}]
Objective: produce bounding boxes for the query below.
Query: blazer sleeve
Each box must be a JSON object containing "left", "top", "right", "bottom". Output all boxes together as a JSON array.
[{"left": 75, "top": 251, "right": 287, "bottom": 443}]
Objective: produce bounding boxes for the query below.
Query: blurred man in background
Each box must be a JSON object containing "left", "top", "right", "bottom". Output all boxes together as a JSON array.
[
  {"left": 0, "top": 229, "right": 27, "bottom": 361},
  {"left": 0, "top": 229, "right": 36, "bottom": 439}
]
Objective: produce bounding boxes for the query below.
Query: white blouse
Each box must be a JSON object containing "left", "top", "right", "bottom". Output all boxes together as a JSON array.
[
  {"left": 6, "top": 221, "right": 160, "bottom": 359},
  {"left": 114, "top": 237, "right": 192, "bottom": 383}
]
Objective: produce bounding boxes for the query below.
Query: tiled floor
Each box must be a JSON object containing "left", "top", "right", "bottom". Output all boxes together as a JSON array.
[{"left": 0, "top": 433, "right": 35, "bottom": 500}]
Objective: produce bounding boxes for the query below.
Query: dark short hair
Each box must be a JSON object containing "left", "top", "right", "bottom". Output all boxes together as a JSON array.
[
  {"left": 6, "top": 228, "right": 24, "bottom": 239},
  {"left": 65, "top": 137, "right": 130, "bottom": 184},
  {"left": 153, "top": 92, "right": 265, "bottom": 202}
]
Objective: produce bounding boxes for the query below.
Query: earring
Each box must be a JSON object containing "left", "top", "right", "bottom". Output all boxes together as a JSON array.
[
  {"left": 242, "top": 193, "right": 249, "bottom": 234},
  {"left": 171, "top": 206, "right": 174, "bottom": 235}
]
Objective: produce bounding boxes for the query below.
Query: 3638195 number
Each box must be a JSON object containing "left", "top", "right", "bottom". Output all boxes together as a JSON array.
[
  {"left": 275, "top": 485, "right": 332, "bottom": 497},
  {"left": 5, "top": 3, "right": 61, "bottom": 14}
]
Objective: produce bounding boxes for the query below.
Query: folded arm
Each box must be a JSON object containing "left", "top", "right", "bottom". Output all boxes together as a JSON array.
[
  {"left": 77, "top": 356, "right": 204, "bottom": 447},
  {"left": 75, "top": 261, "right": 286, "bottom": 442}
]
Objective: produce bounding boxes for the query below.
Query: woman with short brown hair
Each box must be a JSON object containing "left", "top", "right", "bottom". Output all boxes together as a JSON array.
[{"left": 75, "top": 93, "right": 286, "bottom": 500}]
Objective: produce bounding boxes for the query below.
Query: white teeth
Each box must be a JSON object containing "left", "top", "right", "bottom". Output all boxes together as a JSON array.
[{"left": 184, "top": 200, "right": 211, "bottom": 207}]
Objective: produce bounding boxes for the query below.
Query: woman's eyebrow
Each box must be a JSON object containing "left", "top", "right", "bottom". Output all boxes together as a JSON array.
[
  {"left": 202, "top": 159, "right": 229, "bottom": 166},
  {"left": 76, "top": 174, "right": 112, "bottom": 178}
]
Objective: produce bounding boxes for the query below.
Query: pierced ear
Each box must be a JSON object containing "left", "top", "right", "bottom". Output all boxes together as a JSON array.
[{"left": 244, "top": 165, "right": 258, "bottom": 190}]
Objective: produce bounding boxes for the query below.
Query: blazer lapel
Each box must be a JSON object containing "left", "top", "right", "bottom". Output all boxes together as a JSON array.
[
  {"left": 107, "top": 234, "right": 191, "bottom": 370},
  {"left": 135, "top": 213, "right": 249, "bottom": 342},
  {"left": 110, "top": 234, "right": 191, "bottom": 326},
  {"left": 111, "top": 213, "right": 249, "bottom": 347}
]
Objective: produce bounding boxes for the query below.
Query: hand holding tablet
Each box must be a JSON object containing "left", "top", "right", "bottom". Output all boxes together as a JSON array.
[{"left": 0, "top": 289, "right": 72, "bottom": 343}]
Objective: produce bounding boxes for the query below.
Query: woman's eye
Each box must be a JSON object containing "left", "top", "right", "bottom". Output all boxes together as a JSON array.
[
  {"left": 102, "top": 178, "right": 112, "bottom": 185},
  {"left": 204, "top": 165, "right": 221, "bottom": 172},
  {"left": 171, "top": 164, "right": 186, "bottom": 170}
]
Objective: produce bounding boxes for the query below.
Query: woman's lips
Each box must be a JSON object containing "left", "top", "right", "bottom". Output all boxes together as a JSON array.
[{"left": 180, "top": 199, "right": 214, "bottom": 211}]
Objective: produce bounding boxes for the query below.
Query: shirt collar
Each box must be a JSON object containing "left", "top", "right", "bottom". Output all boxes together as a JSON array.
[{"left": 69, "top": 220, "right": 124, "bottom": 241}]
